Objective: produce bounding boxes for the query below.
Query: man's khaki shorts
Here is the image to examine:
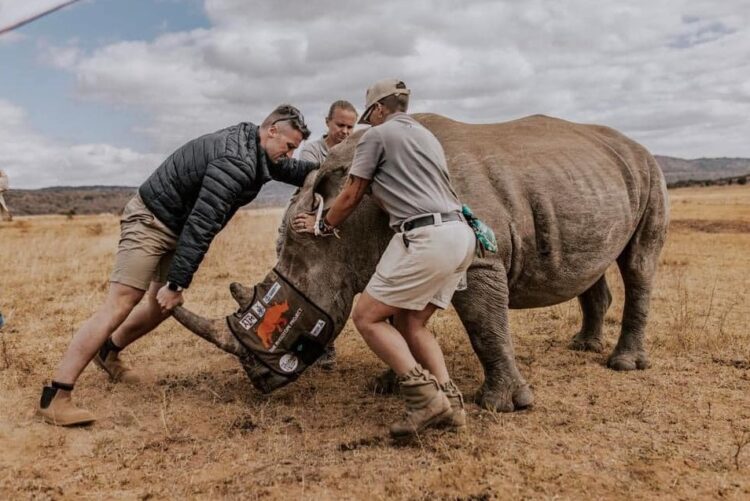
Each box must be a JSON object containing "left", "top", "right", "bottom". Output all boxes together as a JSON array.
[
  {"left": 110, "top": 194, "right": 178, "bottom": 291},
  {"left": 366, "top": 220, "right": 476, "bottom": 311}
]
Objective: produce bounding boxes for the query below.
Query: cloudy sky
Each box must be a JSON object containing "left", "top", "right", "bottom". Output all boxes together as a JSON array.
[{"left": 1, "top": 0, "right": 749, "bottom": 188}]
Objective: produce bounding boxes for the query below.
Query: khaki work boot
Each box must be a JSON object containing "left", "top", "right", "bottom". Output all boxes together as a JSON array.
[
  {"left": 438, "top": 379, "right": 467, "bottom": 429},
  {"left": 389, "top": 365, "right": 451, "bottom": 438},
  {"left": 36, "top": 384, "right": 96, "bottom": 426},
  {"left": 94, "top": 338, "right": 140, "bottom": 383}
]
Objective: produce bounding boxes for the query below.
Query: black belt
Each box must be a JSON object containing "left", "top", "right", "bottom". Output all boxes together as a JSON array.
[{"left": 401, "top": 211, "right": 464, "bottom": 232}]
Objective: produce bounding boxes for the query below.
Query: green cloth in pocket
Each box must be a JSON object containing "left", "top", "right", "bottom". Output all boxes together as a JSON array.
[{"left": 462, "top": 204, "right": 498, "bottom": 255}]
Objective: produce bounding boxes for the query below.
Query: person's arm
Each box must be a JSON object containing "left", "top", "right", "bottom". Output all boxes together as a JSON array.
[
  {"left": 271, "top": 158, "right": 318, "bottom": 187},
  {"left": 164, "top": 156, "right": 247, "bottom": 292},
  {"left": 325, "top": 175, "right": 371, "bottom": 227},
  {"left": 293, "top": 128, "right": 381, "bottom": 235}
]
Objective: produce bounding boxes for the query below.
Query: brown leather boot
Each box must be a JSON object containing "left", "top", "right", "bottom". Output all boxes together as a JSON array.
[
  {"left": 36, "top": 384, "right": 95, "bottom": 426},
  {"left": 94, "top": 338, "right": 140, "bottom": 383},
  {"left": 389, "top": 365, "right": 451, "bottom": 438},
  {"left": 438, "top": 379, "right": 467, "bottom": 429}
]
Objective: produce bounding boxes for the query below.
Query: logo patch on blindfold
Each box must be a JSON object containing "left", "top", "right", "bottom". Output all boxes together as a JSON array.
[
  {"left": 239, "top": 312, "right": 258, "bottom": 330},
  {"left": 263, "top": 282, "right": 281, "bottom": 304},
  {"left": 251, "top": 302, "right": 266, "bottom": 317},
  {"left": 257, "top": 301, "right": 290, "bottom": 349},
  {"left": 279, "top": 353, "right": 299, "bottom": 373},
  {"left": 310, "top": 319, "right": 326, "bottom": 337}
]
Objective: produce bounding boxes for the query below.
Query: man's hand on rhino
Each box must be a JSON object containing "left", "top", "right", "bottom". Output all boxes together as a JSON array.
[
  {"left": 293, "top": 212, "right": 317, "bottom": 234},
  {"left": 156, "top": 285, "right": 184, "bottom": 313}
]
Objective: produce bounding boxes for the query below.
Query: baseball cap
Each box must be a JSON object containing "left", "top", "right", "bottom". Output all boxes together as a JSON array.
[{"left": 359, "top": 78, "right": 411, "bottom": 125}]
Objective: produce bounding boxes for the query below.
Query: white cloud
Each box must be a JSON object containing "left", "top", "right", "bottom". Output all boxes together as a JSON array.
[
  {"left": 6, "top": 0, "right": 750, "bottom": 187},
  {"left": 54, "top": 1, "right": 750, "bottom": 158},
  {"left": 0, "top": 99, "right": 162, "bottom": 188}
]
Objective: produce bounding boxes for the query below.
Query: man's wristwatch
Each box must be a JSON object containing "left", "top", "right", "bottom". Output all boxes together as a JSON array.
[
  {"left": 316, "top": 217, "right": 336, "bottom": 236},
  {"left": 167, "top": 282, "right": 184, "bottom": 292}
]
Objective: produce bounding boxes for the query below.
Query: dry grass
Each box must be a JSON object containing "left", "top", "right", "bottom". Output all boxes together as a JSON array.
[{"left": 0, "top": 186, "right": 749, "bottom": 500}]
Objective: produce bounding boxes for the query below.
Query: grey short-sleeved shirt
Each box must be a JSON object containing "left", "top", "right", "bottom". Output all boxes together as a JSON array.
[
  {"left": 299, "top": 136, "right": 329, "bottom": 164},
  {"left": 349, "top": 112, "right": 461, "bottom": 229}
]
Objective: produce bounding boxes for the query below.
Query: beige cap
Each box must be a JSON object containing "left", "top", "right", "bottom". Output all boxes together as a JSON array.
[{"left": 359, "top": 78, "right": 411, "bottom": 124}]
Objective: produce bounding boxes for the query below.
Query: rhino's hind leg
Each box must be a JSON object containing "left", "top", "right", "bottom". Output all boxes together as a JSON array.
[
  {"left": 607, "top": 187, "right": 668, "bottom": 371},
  {"left": 453, "top": 262, "right": 533, "bottom": 412},
  {"left": 569, "top": 275, "right": 612, "bottom": 353}
]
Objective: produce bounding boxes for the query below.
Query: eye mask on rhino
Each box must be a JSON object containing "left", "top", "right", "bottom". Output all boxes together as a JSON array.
[{"left": 227, "top": 269, "right": 334, "bottom": 393}]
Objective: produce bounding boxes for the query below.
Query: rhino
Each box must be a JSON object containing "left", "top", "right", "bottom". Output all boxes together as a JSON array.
[{"left": 172, "top": 113, "right": 669, "bottom": 412}]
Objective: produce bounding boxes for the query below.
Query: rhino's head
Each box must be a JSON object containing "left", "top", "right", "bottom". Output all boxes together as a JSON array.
[
  {"left": 172, "top": 129, "right": 393, "bottom": 389},
  {"left": 274, "top": 129, "right": 393, "bottom": 322}
]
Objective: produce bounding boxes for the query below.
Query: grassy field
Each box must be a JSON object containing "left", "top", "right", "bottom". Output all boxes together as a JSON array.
[{"left": 1, "top": 185, "right": 749, "bottom": 500}]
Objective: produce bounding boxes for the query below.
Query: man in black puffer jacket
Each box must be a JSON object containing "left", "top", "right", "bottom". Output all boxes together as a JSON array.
[{"left": 38, "top": 105, "right": 317, "bottom": 427}]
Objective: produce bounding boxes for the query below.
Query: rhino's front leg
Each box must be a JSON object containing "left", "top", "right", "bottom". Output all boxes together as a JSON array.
[{"left": 452, "top": 262, "right": 533, "bottom": 412}]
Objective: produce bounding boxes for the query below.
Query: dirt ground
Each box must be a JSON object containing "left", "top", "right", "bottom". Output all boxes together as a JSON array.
[{"left": 1, "top": 185, "right": 749, "bottom": 500}]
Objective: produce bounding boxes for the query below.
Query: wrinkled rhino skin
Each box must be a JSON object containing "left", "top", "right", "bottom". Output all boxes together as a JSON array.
[{"left": 175, "top": 113, "right": 669, "bottom": 412}]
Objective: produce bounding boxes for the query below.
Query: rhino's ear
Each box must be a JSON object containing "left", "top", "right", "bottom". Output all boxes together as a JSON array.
[
  {"left": 312, "top": 166, "right": 348, "bottom": 210},
  {"left": 294, "top": 169, "right": 324, "bottom": 212}
]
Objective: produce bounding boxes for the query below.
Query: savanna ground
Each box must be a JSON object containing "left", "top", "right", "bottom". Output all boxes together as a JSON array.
[{"left": 1, "top": 185, "right": 749, "bottom": 500}]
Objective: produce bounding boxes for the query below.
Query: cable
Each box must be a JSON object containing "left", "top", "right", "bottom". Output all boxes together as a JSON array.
[{"left": 0, "top": 0, "right": 82, "bottom": 36}]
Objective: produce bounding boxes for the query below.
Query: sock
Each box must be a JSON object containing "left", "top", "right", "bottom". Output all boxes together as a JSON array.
[
  {"left": 99, "top": 337, "right": 123, "bottom": 360},
  {"left": 51, "top": 380, "right": 74, "bottom": 391},
  {"left": 40, "top": 380, "right": 74, "bottom": 408}
]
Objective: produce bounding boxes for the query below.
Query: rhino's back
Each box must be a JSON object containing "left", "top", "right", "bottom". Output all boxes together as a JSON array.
[{"left": 414, "top": 113, "right": 666, "bottom": 307}]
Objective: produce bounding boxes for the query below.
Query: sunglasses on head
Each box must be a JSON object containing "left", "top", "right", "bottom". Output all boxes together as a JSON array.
[
  {"left": 272, "top": 106, "right": 308, "bottom": 128},
  {"left": 268, "top": 105, "right": 311, "bottom": 140}
]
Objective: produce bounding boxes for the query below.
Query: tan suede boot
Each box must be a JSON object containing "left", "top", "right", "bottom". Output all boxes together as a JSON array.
[
  {"left": 94, "top": 338, "right": 140, "bottom": 383},
  {"left": 36, "top": 384, "right": 95, "bottom": 426},
  {"left": 438, "top": 379, "right": 467, "bottom": 429},
  {"left": 389, "top": 365, "right": 451, "bottom": 438}
]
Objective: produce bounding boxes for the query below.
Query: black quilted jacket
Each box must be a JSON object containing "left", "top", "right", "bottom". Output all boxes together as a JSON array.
[{"left": 138, "top": 122, "right": 316, "bottom": 288}]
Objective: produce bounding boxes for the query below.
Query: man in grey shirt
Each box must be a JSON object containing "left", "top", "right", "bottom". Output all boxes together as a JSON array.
[{"left": 294, "top": 79, "right": 475, "bottom": 437}]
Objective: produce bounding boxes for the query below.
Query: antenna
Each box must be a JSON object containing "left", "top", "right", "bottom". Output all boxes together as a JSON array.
[{"left": 0, "top": 0, "right": 82, "bottom": 36}]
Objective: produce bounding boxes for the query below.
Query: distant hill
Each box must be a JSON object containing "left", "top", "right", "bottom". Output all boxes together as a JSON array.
[
  {"left": 654, "top": 156, "right": 750, "bottom": 184},
  {"left": 4, "top": 182, "right": 295, "bottom": 216},
  {"left": 3, "top": 156, "right": 750, "bottom": 216}
]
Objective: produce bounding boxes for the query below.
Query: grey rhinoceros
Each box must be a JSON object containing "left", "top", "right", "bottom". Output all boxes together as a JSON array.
[{"left": 172, "top": 113, "right": 669, "bottom": 412}]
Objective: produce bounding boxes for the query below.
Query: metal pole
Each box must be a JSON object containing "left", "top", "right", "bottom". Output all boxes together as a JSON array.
[{"left": 0, "top": 0, "right": 83, "bottom": 36}]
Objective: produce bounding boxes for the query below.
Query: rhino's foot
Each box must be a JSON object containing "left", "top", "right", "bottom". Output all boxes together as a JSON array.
[
  {"left": 475, "top": 382, "right": 533, "bottom": 412},
  {"left": 569, "top": 332, "right": 605, "bottom": 353},
  {"left": 607, "top": 351, "right": 650, "bottom": 371},
  {"left": 367, "top": 368, "right": 399, "bottom": 395}
]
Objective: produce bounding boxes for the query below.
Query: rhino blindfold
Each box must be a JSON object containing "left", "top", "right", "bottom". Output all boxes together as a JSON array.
[{"left": 227, "top": 269, "right": 334, "bottom": 383}]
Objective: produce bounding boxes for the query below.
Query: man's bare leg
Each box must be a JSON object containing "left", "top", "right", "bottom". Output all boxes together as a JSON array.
[
  {"left": 353, "top": 293, "right": 451, "bottom": 436},
  {"left": 394, "top": 304, "right": 449, "bottom": 385},
  {"left": 110, "top": 281, "right": 171, "bottom": 349},
  {"left": 53, "top": 282, "right": 144, "bottom": 385},
  {"left": 397, "top": 303, "right": 466, "bottom": 427},
  {"left": 38, "top": 282, "right": 144, "bottom": 425},
  {"left": 352, "top": 292, "right": 415, "bottom": 375},
  {"left": 88, "top": 281, "right": 172, "bottom": 382}
]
